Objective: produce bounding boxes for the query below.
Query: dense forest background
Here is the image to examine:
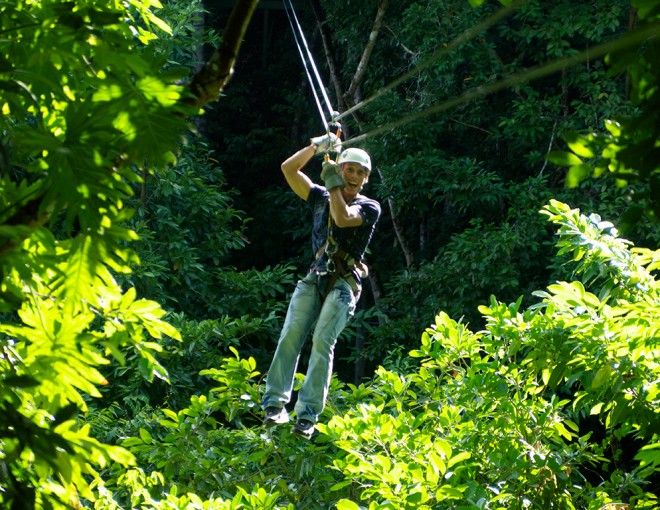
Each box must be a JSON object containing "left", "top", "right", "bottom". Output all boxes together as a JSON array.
[
  {"left": 1, "top": 0, "right": 659, "bottom": 509},
  {"left": 203, "top": 0, "right": 660, "bottom": 378}
]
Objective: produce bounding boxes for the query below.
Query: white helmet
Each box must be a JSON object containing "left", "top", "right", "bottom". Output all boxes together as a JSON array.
[{"left": 337, "top": 148, "right": 371, "bottom": 172}]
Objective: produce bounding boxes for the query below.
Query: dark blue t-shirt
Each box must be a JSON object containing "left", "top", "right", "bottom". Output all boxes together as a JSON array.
[{"left": 307, "top": 184, "right": 381, "bottom": 273}]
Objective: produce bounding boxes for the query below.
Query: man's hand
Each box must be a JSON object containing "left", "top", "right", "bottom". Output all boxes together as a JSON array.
[
  {"left": 321, "top": 160, "right": 345, "bottom": 190},
  {"left": 311, "top": 133, "right": 341, "bottom": 154}
]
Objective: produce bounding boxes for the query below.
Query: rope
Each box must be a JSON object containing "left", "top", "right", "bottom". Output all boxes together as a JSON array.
[
  {"left": 342, "top": 21, "right": 658, "bottom": 146},
  {"left": 333, "top": 0, "right": 525, "bottom": 124},
  {"left": 283, "top": 0, "right": 335, "bottom": 131}
]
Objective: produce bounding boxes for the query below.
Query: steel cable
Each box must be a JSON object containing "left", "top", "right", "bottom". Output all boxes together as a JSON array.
[{"left": 283, "top": 0, "right": 335, "bottom": 131}]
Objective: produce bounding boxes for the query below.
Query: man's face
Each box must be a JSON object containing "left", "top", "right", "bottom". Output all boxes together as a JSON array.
[{"left": 340, "top": 162, "right": 369, "bottom": 196}]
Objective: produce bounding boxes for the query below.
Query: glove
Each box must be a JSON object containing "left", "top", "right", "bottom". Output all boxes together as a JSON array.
[
  {"left": 311, "top": 132, "right": 341, "bottom": 154},
  {"left": 321, "top": 160, "right": 345, "bottom": 190}
]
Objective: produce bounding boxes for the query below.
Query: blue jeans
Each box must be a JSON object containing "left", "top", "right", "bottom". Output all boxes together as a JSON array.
[{"left": 262, "top": 272, "right": 359, "bottom": 423}]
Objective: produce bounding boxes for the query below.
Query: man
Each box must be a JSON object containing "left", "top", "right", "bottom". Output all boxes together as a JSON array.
[{"left": 261, "top": 133, "right": 381, "bottom": 439}]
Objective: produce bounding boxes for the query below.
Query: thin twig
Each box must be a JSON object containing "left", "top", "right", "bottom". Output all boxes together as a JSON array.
[{"left": 539, "top": 120, "right": 557, "bottom": 176}]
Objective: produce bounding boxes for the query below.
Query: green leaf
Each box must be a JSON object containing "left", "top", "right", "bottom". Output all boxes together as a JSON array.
[
  {"left": 547, "top": 150, "right": 583, "bottom": 167},
  {"left": 554, "top": 421, "right": 576, "bottom": 441},
  {"left": 427, "top": 451, "right": 447, "bottom": 479},
  {"left": 634, "top": 443, "right": 660, "bottom": 467},
  {"left": 548, "top": 363, "right": 567, "bottom": 388},
  {"left": 102, "top": 444, "right": 136, "bottom": 466},
  {"left": 335, "top": 500, "right": 360, "bottom": 510},
  {"left": 61, "top": 235, "right": 97, "bottom": 314},
  {"left": 436, "top": 438, "right": 452, "bottom": 459},
  {"left": 138, "top": 428, "right": 153, "bottom": 445},
  {"left": 591, "top": 365, "right": 613, "bottom": 388},
  {"left": 162, "top": 409, "right": 178, "bottom": 421},
  {"left": 137, "top": 76, "right": 181, "bottom": 106},
  {"left": 565, "top": 132, "right": 596, "bottom": 158},
  {"left": 566, "top": 163, "right": 593, "bottom": 188},
  {"left": 447, "top": 451, "right": 471, "bottom": 468},
  {"left": 145, "top": 10, "right": 172, "bottom": 35},
  {"left": 436, "top": 485, "right": 466, "bottom": 500},
  {"left": 604, "top": 119, "right": 622, "bottom": 136},
  {"left": 120, "top": 437, "right": 144, "bottom": 447}
]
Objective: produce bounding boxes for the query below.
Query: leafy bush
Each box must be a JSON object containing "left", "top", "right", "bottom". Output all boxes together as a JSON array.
[
  {"left": 320, "top": 200, "right": 659, "bottom": 509},
  {"left": 100, "top": 351, "right": 345, "bottom": 509},
  {"left": 125, "top": 141, "right": 251, "bottom": 317},
  {"left": 101, "top": 200, "right": 658, "bottom": 510}
]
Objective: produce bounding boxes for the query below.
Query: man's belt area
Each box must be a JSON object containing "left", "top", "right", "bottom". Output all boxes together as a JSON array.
[{"left": 318, "top": 249, "right": 360, "bottom": 295}]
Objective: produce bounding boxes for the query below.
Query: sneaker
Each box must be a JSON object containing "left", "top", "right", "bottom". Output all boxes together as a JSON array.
[
  {"left": 263, "top": 406, "right": 290, "bottom": 428},
  {"left": 291, "top": 419, "right": 315, "bottom": 439}
]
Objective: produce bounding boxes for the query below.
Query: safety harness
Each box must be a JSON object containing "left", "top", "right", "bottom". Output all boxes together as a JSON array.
[{"left": 311, "top": 212, "right": 361, "bottom": 297}]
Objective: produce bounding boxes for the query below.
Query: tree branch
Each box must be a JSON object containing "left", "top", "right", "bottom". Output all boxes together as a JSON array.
[
  {"left": 184, "top": 0, "right": 260, "bottom": 108},
  {"left": 309, "top": 0, "right": 348, "bottom": 118},
  {"left": 385, "top": 193, "right": 414, "bottom": 267},
  {"left": 345, "top": 0, "right": 389, "bottom": 101}
]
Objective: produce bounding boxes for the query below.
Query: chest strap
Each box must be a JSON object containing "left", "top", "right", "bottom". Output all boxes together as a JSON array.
[{"left": 317, "top": 205, "right": 361, "bottom": 296}]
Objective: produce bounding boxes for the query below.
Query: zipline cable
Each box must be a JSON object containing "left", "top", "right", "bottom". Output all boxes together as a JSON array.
[
  {"left": 333, "top": 0, "right": 525, "bottom": 123},
  {"left": 342, "top": 21, "right": 659, "bottom": 146},
  {"left": 283, "top": 0, "right": 328, "bottom": 130},
  {"left": 283, "top": 0, "right": 336, "bottom": 130},
  {"left": 286, "top": 0, "right": 335, "bottom": 120}
]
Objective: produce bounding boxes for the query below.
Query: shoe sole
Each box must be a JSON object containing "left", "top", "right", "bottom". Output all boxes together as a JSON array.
[
  {"left": 264, "top": 418, "right": 287, "bottom": 428},
  {"left": 291, "top": 427, "right": 314, "bottom": 439},
  {"left": 263, "top": 414, "right": 290, "bottom": 428},
  {"left": 292, "top": 431, "right": 313, "bottom": 439}
]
